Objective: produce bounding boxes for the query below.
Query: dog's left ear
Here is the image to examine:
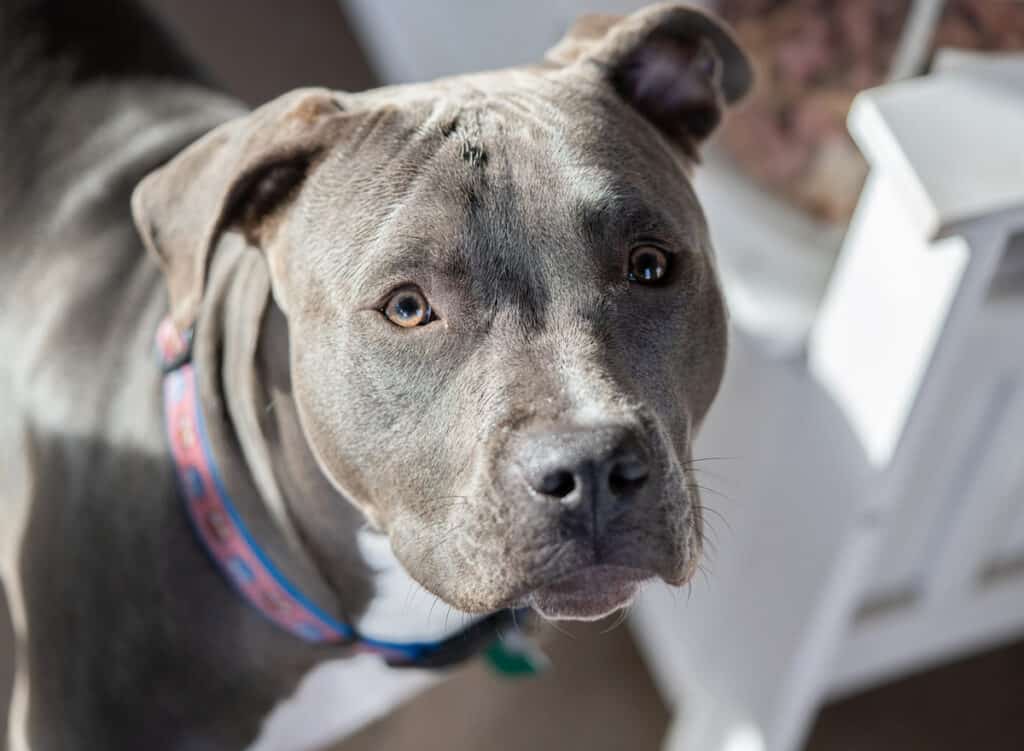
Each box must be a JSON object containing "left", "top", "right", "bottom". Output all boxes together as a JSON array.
[
  {"left": 547, "top": 2, "right": 752, "bottom": 153},
  {"left": 132, "top": 88, "right": 352, "bottom": 330}
]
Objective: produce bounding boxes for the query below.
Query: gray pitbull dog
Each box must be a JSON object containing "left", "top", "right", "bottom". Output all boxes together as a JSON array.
[{"left": 0, "top": 0, "right": 751, "bottom": 748}]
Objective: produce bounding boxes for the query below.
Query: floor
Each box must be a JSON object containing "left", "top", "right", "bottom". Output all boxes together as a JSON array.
[
  {"left": 326, "top": 621, "right": 1024, "bottom": 751},
  {"left": 806, "top": 637, "right": 1024, "bottom": 751},
  {"left": 334, "top": 621, "right": 669, "bottom": 751}
]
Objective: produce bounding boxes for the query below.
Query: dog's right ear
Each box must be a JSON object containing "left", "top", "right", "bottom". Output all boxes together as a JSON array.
[
  {"left": 546, "top": 3, "right": 752, "bottom": 157},
  {"left": 132, "top": 88, "right": 352, "bottom": 330}
]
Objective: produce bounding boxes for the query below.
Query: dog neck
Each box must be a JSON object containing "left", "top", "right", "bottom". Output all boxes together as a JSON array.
[{"left": 193, "top": 236, "right": 480, "bottom": 647}]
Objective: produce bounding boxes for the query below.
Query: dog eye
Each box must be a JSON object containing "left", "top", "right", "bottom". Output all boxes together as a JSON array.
[
  {"left": 628, "top": 245, "right": 670, "bottom": 285},
  {"left": 382, "top": 287, "right": 434, "bottom": 328}
]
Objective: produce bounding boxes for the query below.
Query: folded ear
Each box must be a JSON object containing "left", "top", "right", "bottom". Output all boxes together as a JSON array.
[
  {"left": 132, "top": 87, "right": 351, "bottom": 329},
  {"left": 547, "top": 3, "right": 752, "bottom": 153}
]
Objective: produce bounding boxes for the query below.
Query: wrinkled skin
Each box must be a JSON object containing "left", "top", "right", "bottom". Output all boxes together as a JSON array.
[{"left": 283, "top": 75, "right": 728, "bottom": 618}]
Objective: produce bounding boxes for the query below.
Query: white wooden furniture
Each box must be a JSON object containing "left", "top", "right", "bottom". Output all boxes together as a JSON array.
[{"left": 630, "top": 56, "right": 1024, "bottom": 751}]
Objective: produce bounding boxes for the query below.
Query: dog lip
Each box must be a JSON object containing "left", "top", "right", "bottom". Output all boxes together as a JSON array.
[
  {"left": 544, "top": 564, "right": 652, "bottom": 593},
  {"left": 527, "top": 564, "right": 655, "bottom": 621}
]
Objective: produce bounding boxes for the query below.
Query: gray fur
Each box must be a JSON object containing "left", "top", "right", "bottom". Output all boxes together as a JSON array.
[{"left": 0, "top": 1, "right": 750, "bottom": 748}]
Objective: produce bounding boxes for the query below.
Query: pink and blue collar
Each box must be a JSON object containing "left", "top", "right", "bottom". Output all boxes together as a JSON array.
[{"left": 155, "top": 317, "right": 534, "bottom": 670}]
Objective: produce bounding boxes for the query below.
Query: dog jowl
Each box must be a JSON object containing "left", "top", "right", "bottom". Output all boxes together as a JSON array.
[{"left": 133, "top": 4, "right": 752, "bottom": 622}]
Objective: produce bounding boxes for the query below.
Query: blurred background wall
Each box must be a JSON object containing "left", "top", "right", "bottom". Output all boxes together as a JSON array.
[{"left": 140, "top": 0, "right": 378, "bottom": 102}]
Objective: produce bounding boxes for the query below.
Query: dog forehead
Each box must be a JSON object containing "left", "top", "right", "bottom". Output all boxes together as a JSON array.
[
  {"left": 294, "top": 75, "right": 701, "bottom": 299},
  {"left": 317, "top": 67, "right": 681, "bottom": 206},
  {"left": 352, "top": 139, "right": 635, "bottom": 294}
]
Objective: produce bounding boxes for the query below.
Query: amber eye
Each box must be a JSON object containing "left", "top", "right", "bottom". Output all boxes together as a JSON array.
[
  {"left": 628, "top": 245, "right": 670, "bottom": 284},
  {"left": 383, "top": 288, "right": 433, "bottom": 328}
]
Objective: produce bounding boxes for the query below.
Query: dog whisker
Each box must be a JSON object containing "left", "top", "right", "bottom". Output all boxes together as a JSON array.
[
  {"left": 682, "top": 455, "right": 741, "bottom": 465},
  {"left": 538, "top": 614, "right": 576, "bottom": 640},
  {"left": 694, "top": 503, "right": 731, "bottom": 530},
  {"left": 687, "top": 482, "right": 736, "bottom": 505},
  {"left": 697, "top": 562, "right": 712, "bottom": 589},
  {"left": 600, "top": 605, "right": 632, "bottom": 634},
  {"left": 684, "top": 466, "right": 729, "bottom": 483}
]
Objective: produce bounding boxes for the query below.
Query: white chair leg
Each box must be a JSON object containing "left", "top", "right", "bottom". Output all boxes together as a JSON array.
[{"left": 661, "top": 680, "right": 767, "bottom": 751}]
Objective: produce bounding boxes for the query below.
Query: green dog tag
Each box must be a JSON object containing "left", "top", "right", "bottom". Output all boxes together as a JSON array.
[{"left": 484, "top": 629, "right": 549, "bottom": 677}]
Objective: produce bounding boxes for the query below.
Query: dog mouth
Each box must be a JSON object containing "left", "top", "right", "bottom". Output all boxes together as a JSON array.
[{"left": 526, "top": 565, "right": 654, "bottom": 621}]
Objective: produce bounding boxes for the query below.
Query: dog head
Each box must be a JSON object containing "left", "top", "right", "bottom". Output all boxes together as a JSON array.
[{"left": 133, "top": 3, "right": 751, "bottom": 620}]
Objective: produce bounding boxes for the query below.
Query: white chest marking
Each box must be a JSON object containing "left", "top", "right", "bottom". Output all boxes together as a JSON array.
[{"left": 351, "top": 529, "right": 481, "bottom": 644}]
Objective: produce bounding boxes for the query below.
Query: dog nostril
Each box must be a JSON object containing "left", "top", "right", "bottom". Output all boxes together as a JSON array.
[
  {"left": 538, "top": 470, "right": 576, "bottom": 499},
  {"left": 608, "top": 459, "right": 649, "bottom": 496}
]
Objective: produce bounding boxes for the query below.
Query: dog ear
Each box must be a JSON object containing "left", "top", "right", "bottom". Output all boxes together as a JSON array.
[
  {"left": 547, "top": 3, "right": 752, "bottom": 154},
  {"left": 132, "top": 88, "right": 351, "bottom": 329}
]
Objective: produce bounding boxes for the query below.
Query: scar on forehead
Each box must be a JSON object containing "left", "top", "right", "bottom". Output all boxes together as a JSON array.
[{"left": 439, "top": 113, "right": 488, "bottom": 168}]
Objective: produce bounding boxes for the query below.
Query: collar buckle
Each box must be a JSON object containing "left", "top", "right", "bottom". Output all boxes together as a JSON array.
[{"left": 155, "top": 317, "right": 194, "bottom": 373}]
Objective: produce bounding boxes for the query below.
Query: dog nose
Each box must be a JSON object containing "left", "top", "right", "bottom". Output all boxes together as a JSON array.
[{"left": 518, "top": 425, "right": 650, "bottom": 538}]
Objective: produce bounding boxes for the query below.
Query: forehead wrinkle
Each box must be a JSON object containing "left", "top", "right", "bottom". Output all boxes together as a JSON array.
[
  {"left": 487, "top": 90, "right": 572, "bottom": 137},
  {"left": 441, "top": 102, "right": 646, "bottom": 326},
  {"left": 337, "top": 101, "right": 495, "bottom": 295},
  {"left": 443, "top": 133, "right": 553, "bottom": 329}
]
